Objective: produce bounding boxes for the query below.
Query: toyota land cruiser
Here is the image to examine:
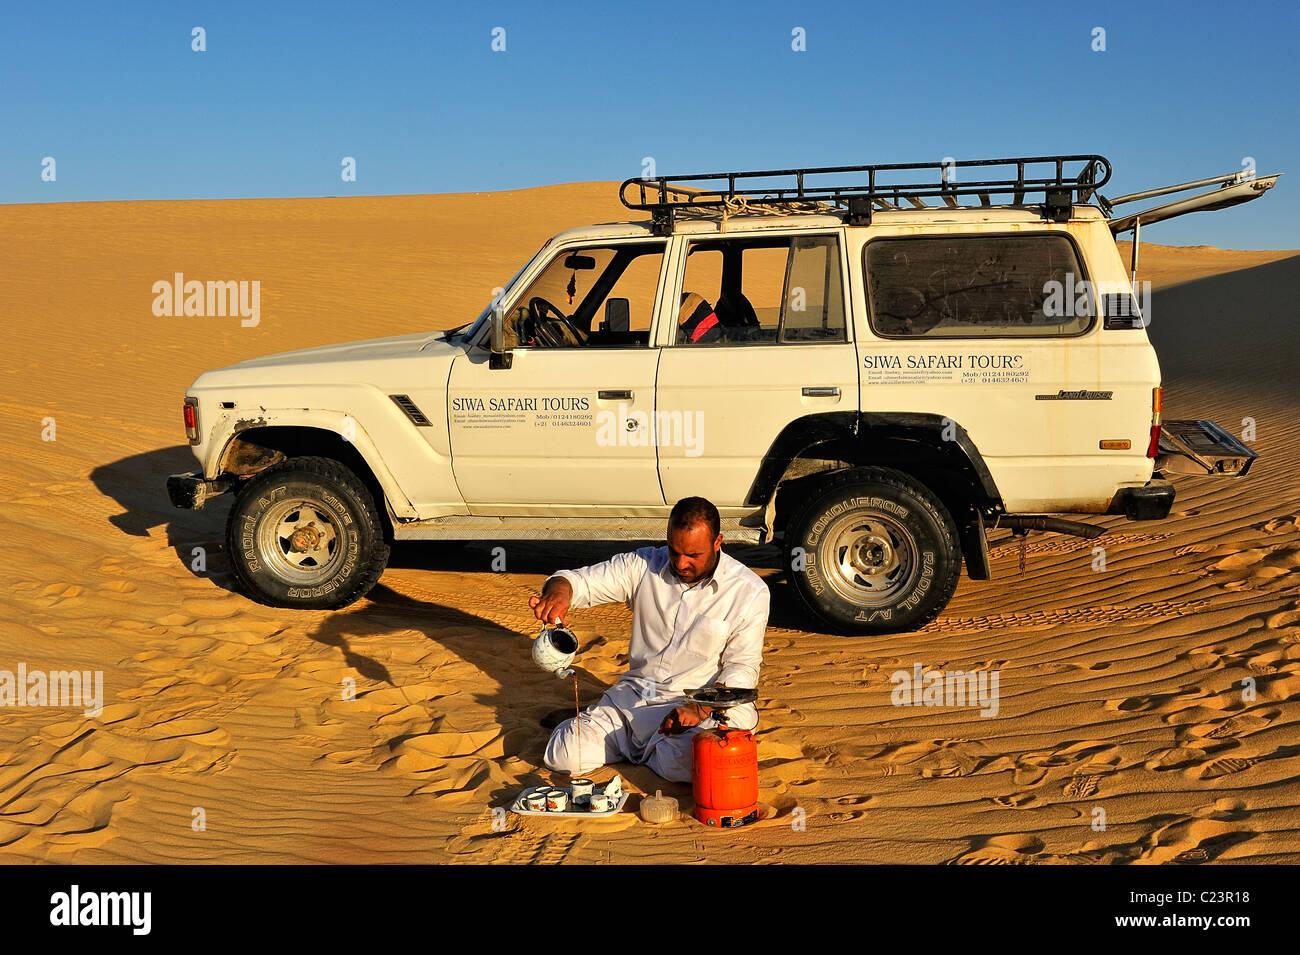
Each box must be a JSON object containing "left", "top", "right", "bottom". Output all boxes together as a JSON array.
[{"left": 166, "top": 155, "right": 1276, "bottom": 633}]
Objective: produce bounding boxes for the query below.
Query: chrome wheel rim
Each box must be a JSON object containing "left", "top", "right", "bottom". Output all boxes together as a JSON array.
[
  {"left": 818, "top": 511, "right": 918, "bottom": 606},
  {"left": 256, "top": 497, "right": 347, "bottom": 585}
]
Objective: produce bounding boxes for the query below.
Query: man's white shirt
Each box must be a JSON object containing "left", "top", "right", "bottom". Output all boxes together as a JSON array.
[{"left": 549, "top": 546, "right": 769, "bottom": 732}]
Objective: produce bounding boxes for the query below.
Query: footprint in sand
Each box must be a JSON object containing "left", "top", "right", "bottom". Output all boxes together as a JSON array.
[
  {"left": 1261, "top": 515, "right": 1300, "bottom": 535},
  {"left": 890, "top": 739, "right": 1010, "bottom": 779},
  {"left": 1209, "top": 797, "right": 1249, "bottom": 818},
  {"left": 1144, "top": 746, "right": 1202, "bottom": 772},
  {"left": 1245, "top": 648, "right": 1294, "bottom": 674},
  {"left": 919, "top": 752, "right": 982, "bottom": 778},
  {"left": 1035, "top": 800, "right": 1255, "bottom": 865},
  {"left": 1062, "top": 773, "right": 1103, "bottom": 798},
  {"left": 824, "top": 794, "right": 873, "bottom": 819},
  {"left": 947, "top": 833, "right": 1045, "bottom": 865},
  {"left": 1149, "top": 718, "right": 1265, "bottom": 780},
  {"left": 833, "top": 793, "right": 872, "bottom": 808},
  {"left": 758, "top": 701, "right": 806, "bottom": 724},
  {"left": 811, "top": 789, "right": 873, "bottom": 821},
  {"left": 1112, "top": 682, "right": 1226, "bottom": 719},
  {"left": 827, "top": 809, "right": 870, "bottom": 822},
  {"left": 1205, "top": 542, "right": 1300, "bottom": 591},
  {"left": 1137, "top": 814, "right": 1253, "bottom": 864},
  {"left": 1208, "top": 547, "right": 1272, "bottom": 572},
  {"left": 1018, "top": 740, "right": 1120, "bottom": 771},
  {"left": 488, "top": 830, "right": 583, "bottom": 865},
  {"left": 992, "top": 792, "right": 1037, "bottom": 809},
  {"left": 1013, "top": 741, "right": 1119, "bottom": 791},
  {"left": 1189, "top": 708, "right": 1279, "bottom": 741},
  {"left": 1196, "top": 755, "right": 1257, "bottom": 780}
]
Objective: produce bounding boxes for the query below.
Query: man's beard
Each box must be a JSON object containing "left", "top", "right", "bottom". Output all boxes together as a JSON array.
[{"left": 673, "top": 549, "right": 720, "bottom": 583}]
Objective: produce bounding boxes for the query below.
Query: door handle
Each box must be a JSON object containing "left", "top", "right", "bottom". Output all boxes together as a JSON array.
[
  {"left": 598, "top": 389, "right": 634, "bottom": 400},
  {"left": 802, "top": 386, "right": 840, "bottom": 397}
]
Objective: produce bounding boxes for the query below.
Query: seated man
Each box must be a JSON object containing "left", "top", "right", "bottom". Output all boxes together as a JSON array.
[
  {"left": 677, "top": 291, "right": 724, "bottom": 344},
  {"left": 529, "top": 497, "right": 769, "bottom": 783}
]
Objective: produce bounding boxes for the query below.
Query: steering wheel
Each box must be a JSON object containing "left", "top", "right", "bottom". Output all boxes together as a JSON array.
[{"left": 528, "top": 296, "right": 587, "bottom": 346}]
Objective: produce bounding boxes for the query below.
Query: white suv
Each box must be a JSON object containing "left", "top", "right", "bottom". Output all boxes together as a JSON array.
[{"left": 166, "top": 155, "right": 1275, "bottom": 633}]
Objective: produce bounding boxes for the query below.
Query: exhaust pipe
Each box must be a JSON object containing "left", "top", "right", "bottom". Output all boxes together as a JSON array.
[{"left": 994, "top": 516, "right": 1106, "bottom": 539}]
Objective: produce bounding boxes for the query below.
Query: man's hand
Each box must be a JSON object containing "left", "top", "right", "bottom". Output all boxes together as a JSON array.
[
  {"left": 529, "top": 576, "right": 573, "bottom": 625},
  {"left": 658, "top": 703, "right": 710, "bottom": 736}
]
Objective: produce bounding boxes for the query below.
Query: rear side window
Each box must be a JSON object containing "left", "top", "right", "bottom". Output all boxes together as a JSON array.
[
  {"left": 864, "top": 234, "right": 1091, "bottom": 338},
  {"left": 678, "top": 234, "right": 847, "bottom": 345}
]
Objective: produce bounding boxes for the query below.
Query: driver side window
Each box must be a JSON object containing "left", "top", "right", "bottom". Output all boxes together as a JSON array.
[{"left": 502, "top": 242, "right": 664, "bottom": 349}]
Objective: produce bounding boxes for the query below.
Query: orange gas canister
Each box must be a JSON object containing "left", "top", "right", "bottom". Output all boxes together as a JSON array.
[{"left": 686, "top": 686, "right": 760, "bottom": 829}]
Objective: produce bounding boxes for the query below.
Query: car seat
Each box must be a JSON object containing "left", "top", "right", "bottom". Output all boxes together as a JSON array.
[
  {"left": 715, "top": 245, "right": 760, "bottom": 329},
  {"left": 678, "top": 292, "right": 722, "bottom": 343}
]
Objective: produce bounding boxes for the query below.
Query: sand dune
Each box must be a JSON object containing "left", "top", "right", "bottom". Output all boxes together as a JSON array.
[{"left": 0, "top": 185, "right": 1297, "bottom": 863}]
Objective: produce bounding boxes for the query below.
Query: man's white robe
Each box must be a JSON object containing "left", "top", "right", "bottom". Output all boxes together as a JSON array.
[{"left": 542, "top": 546, "right": 769, "bottom": 782}]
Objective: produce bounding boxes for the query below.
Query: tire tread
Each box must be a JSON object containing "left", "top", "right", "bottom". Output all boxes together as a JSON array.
[
  {"left": 224, "top": 455, "right": 390, "bottom": 610},
  {"left": 782, "top": 466, "right": 962, "bottom": 634}
]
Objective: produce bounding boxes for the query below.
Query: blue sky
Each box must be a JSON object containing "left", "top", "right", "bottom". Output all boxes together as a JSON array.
[{"left": 2, "top": 0, "right": 1296, "bottom": 247}]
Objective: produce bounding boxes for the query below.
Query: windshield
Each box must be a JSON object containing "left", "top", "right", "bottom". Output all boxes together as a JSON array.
[{"left": 446, "top": 244, "right": 550, "bottom": 344}]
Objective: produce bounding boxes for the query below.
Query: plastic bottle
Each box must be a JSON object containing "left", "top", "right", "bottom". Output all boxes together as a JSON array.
[{"left": 639, "top": 790, "right": 678, "bottom": 824}]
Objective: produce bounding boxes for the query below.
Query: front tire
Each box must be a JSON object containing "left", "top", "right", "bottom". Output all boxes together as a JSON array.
[
  {"left": 783, "top": 467, "right": 961, "bottom": 634},
  {"left": 225, "top": 456, "right": 390, "bottom": 609}
]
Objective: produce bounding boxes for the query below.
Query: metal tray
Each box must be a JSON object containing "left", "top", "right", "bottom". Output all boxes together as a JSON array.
[{"left": 509, "top": 785, "right": 629, "bottom": 818}]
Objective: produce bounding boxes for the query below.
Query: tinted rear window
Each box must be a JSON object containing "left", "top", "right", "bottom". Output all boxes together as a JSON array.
[{"left": 864, "top": 234, "right": 1091, "bottom": 338}]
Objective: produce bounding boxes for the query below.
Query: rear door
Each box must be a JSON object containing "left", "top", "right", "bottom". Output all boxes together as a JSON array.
[{"left": 655, "top": 230, "right": 858, "bottom": 507}]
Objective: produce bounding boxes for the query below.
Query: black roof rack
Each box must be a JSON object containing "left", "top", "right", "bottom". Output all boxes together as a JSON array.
[{"left": 620, "top": 155, "right": 1111, "bottom": 235}]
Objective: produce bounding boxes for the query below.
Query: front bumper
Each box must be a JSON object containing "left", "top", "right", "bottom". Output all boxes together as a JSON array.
[
  {"left": 166, "top": 471, "right": 234, "bottom": 510},
  {"left": 1106, "top": 480, "right": 1175, "bottom": 521}
]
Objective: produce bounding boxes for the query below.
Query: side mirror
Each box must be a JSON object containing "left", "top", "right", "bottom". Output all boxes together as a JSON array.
[
  {"left": 489, "top": 304, "right": 513, "bottom": 369},
  {"left": 602, "top": 298, "right": 630, "bottom": 333}
]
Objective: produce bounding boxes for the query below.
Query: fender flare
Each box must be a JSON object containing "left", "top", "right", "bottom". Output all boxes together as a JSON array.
[
  {"left": 209, "top": 409, "right": 418, "bottom": 520},
  {"left": 749, "top": 411, "right": 1001, "bottom": 581},
  {"left": 746, "top": 411, "right": 1002, "bottom": 509}
]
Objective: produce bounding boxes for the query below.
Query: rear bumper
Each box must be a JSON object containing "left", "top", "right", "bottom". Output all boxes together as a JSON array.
[
  {"left": 166, "top": 471, "right": 234, "bottom": 510},
  {"left": 1107, "top": 480, "right": 1175, "bottom": 521}
]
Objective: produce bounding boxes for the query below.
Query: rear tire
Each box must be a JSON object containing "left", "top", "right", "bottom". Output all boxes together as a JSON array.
[
  {"left": 783, "top": 467, "right": 961, "bottom": 634},
  {"left": 224, "top": 456, "right": 390, "bottom": 609}
]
